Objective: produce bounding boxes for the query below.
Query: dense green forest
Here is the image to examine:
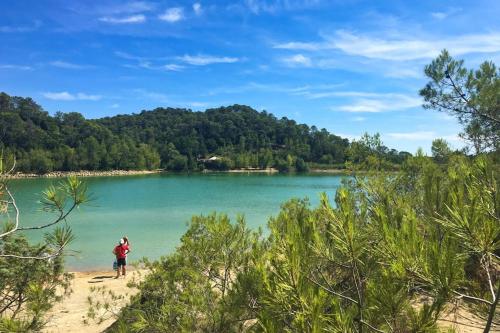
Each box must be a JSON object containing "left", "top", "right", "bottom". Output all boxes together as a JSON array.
[{"left": 0, "top": 92, "right": 412, "bottom": 173}]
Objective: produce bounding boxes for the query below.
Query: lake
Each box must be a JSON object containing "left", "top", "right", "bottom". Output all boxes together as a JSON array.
[{"left": 8, "top": 173, "right": 347, "bottom": 271}]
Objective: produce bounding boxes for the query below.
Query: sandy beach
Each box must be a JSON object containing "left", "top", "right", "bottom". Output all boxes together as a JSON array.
[{"left": 43, "top": 270, "right": 144, "bottom": 333}]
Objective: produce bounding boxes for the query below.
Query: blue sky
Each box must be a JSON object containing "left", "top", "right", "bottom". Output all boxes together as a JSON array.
[{"left": 1, "top": 0, "right": 499, "bottom": 153}]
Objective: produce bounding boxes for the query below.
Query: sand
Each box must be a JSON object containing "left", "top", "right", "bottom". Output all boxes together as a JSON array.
[{"left": 42, "top": 270, "right": 144, "bottom": 333}]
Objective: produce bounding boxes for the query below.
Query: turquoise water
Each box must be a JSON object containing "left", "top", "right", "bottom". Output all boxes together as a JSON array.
[{"left": 8, "top": 173, "right": 346, "bottom": 271}]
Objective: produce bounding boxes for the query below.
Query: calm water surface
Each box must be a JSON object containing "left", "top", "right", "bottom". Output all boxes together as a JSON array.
[{"left": 9, "top": 173, "right": 346, "bottom": 270}]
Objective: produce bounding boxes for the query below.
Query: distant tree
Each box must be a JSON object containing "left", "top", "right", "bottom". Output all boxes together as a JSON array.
[
  {"left": 420, "top": 50, "right": 499, "bottom": 153},
  {"left": 431, "top": 138, "right": 453, "bottom": 163},
  {"left": 28, "top": 149, "right": 53, "bottom": 174},
  {"left": 168, "top": 155, "right": 188, "bottom": 171},
  {"left": 295, "top": 157, "right": 309, "bottom": 172},
  {"left": 0, "top": 92, "right": 407, "bottom": 173}
]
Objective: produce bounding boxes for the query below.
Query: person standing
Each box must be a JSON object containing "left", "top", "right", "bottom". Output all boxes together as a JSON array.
[{"left": 113, "top": 238, "right": 130, "bottom": 278}]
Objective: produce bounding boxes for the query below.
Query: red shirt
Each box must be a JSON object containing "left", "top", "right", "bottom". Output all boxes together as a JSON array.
[{"left": 114, "top": 244, "right": 129, "bottom": 259}]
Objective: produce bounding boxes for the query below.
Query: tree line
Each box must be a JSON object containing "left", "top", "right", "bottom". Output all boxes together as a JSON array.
[{"left": 0, "top": 93, "right": 413, "bottom": 173}]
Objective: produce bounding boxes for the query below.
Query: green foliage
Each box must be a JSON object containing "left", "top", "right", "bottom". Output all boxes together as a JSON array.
[
  {"left": 0, "top": 234, "right": 73, "bottom": 331},
  {"left": 0, "top": 156, "right": 88, "bottom": 330},
  {"left": 113, "top": 156, "right": 498, "bottom": 332},
  {"left": 346, "top": 132, "right": 409, "bottom": 171},
  {"left": 0, "top": 93, "right": 410, "bottom": 173},
  {"left": 110, "top": 214, "right": 261, "bottom": 332},
  {"left": 420, "top": 50, "right": 499, "bottom": 153},
  {"left": 431, "top": 138, "right": 453, "bottom": 164}
]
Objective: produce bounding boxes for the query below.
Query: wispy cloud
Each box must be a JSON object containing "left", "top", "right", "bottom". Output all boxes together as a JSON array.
[
  {"left": 0, "top": 20, "right": 42, "bottom": 33},
  {"left": 99, "top": 14, "right": 146, "bottom": 24},
  {"left": 281, "top": 54, "right": 312, "bottom": 67},
  {"left": 110, "top": 103, "right": 120, "bottom": 108},
  {"left": 163, "top": 64, "right": 185, "bottom": 71},
  {"left": 193, "top": 3, "right": 202, "bottom": 15},
  {"left": 104, "top": 1, "right": 155, "bottom": 14},
  {"left": 114, "top": 51, "right": 145, "bottom": 61},
  {"left": 331, "top": 93, "right": 421, "bottom": 113},
  {"left": 387, "top": 131, "right": 435, "bottom": 140},
  {"left": 242, "top": 0, "right": 322, "bottom": 15},
  {"left": 430, "top": 7, "right": 462, "bottom": 20},
  {"left": 274, "top": 30, "right": 500, "bottom": 61},
  {"left": 351, "top": 116, "right": 366, "bottom": 122},
  {"left": 42, "top": 91, "right": 102, "bottom": 101},
  {"left": 386, "top": 131, "right": 462, "bottom": 143},
  {"left": 158, "top": 7, "right": 184, "bottom": 22},
  {"left": 274, "top": 41, "right": 323, "bottom": 51},
  {"left": 178, "top": 54, "right": 240, "bottom": 65},
  {"left": 0, "top": 64, "right": 33, "bottom": 70},
  {"left": 49, "top": 60, "right": 91, "bottom": 69},
  {"left": 133, "top": 89, "right": 211, "bottom": 108}
]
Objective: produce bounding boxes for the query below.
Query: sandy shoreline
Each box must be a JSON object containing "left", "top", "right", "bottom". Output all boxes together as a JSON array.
[
  {"left": 7, "top": 169, "right": 164, "bottom": 179},
  {"left": 43, "top": 269, "right": 145, "bottom": 333},
  {"left": 7, "top": 167, "right": 354, "bottom": 179}
]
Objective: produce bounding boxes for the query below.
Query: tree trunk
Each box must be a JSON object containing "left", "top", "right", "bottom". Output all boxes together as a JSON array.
[{"left": 483, "top": 284, "right": 500, "bottom": 333}]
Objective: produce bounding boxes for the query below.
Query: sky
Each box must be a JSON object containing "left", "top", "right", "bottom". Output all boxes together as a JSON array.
[{"left": 1, "top": 0, "right": 499, "bottom": 153}]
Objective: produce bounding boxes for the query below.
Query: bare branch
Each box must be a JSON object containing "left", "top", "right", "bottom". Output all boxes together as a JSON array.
[
  {"left": 306, "top": 276, "right": 359, "bottom": 305},
  {"left": 482, "top": 255, "right": 497, "bottom": 301},
  {"left": 0, "top": 239, "right": 71, "bottom": 260},
  {"left": 360, "top": 320, "right": 385, "bottom": 333},
  {"left": 453, "top": 291, "right": 492, "bottom": 305},
  {"left": 17, "top": 203, "right": 77, "bottom": 231},
  {"left": 445, "top": 71, "right": 500, "bottom": 124},
  {"left": 0, "top": 188, "right": 20, "bottom": 238}
]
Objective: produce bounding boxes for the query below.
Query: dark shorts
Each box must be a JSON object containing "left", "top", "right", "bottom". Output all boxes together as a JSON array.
[{"left": 117, "top": 258, "right": 126, "bottom": 266}]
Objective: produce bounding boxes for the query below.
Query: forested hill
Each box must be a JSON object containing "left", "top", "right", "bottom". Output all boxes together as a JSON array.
[{"left": 0, "top": 92, "right": 410, "bottom": 173}]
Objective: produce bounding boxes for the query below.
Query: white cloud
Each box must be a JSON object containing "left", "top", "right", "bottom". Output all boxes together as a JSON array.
[
  {"left": 179, "top": 54, "right": 239, "bottom": 65},
  {"left": 387, "top": 131, "right": 435, "bottom": 140},
  {"left": 274, "top": 41, "right": 323, "bottom": 51},
  {"left": 386, "top": 131, "right": 463, "bottom": 143},
  {"left": 351, "top": 116, "right": 366, "bottom": 122},
  {"left": 430, "top": 12, "right": 447, "bottom": 20},
  {"left": 281, "top": 54, "right": 312, "bottom": 67},
  {"left": 112, "top": 1, "right": 154, "bottom": 13},
  {"left": 163, "top": 64, "right": 185, "bottom": 71},
  {"left": 430, "top": 7, "right": 462, "bottom": 20},
  {"left": 274, "top": 30, "right": 500, "bottom": 61},
  {"left": 0, "top": 64, "right": 32, "bottom": 70},
  {"left": 193, "top": 3, "right": 202, "bottom": 15},
  {"left": 49, "top": 61, "right": 89, "bottom": 69},
  {"left": 42, "top": 91, "right": 102, "bottom": 101},
  {"left": 159, "top": 7, "right": 184, "bottom": 22},
  {"left": 110, "top": 103, "right": 120, "bottom": 108},
  {"left": 99, "top": 14, "right": 146, "bottom": 24},
  {"left": 242, "top": 0, "right": 321, "bottom": 15},
  {"left": 333, "top": 93, "right": 422, "bottom": 113}
]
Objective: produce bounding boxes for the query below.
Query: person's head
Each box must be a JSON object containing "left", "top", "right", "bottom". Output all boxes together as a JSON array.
[
  {"left": 119, "top": 238, "right": 125, "bottom": 245},
  {"left": 123, "top": 236, "right": 129, "bottom": 244}
]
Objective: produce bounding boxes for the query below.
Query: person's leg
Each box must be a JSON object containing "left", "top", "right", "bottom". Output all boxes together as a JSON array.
[
  {"left": 122, "top": 264, "right": 126, "bottom": 277},
  {"left": 115, "top": 264, "right": 121, "bottom": 278}
]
